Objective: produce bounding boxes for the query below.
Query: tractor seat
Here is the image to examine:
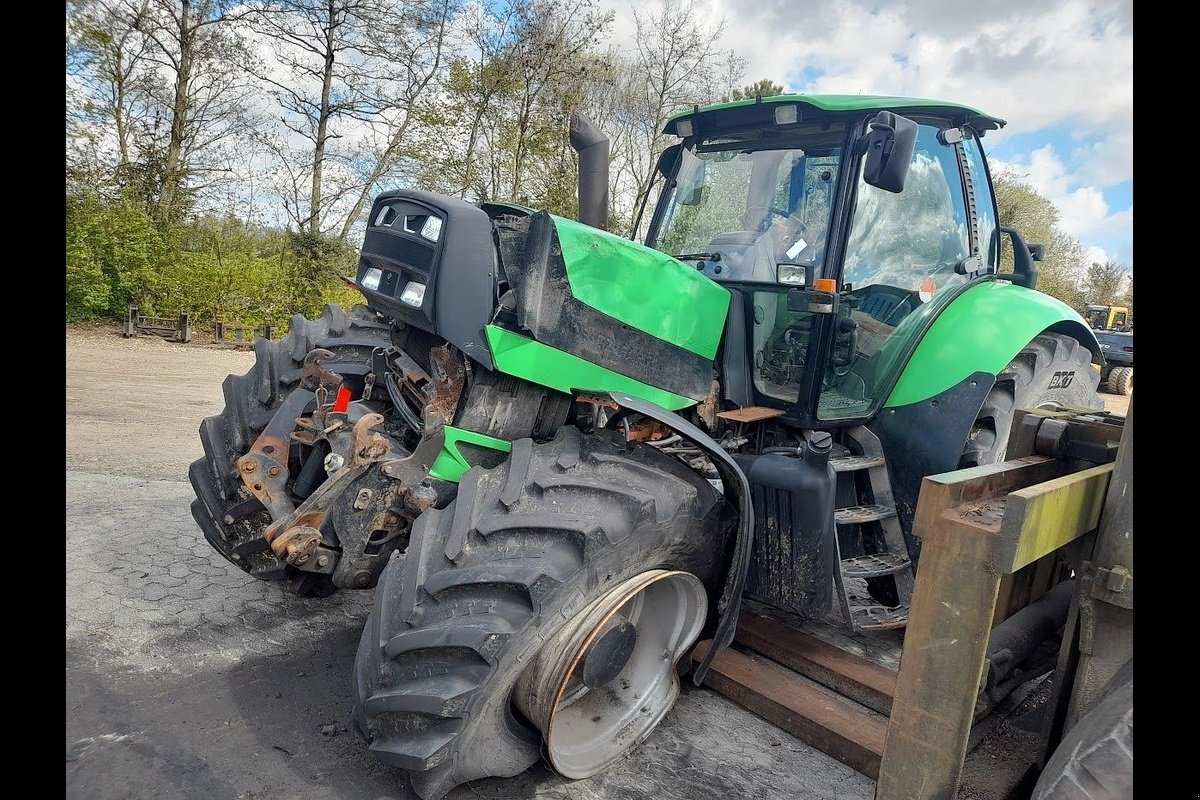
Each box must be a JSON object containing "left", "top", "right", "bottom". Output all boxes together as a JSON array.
[{"left": 860, "top": 293, "right": 901, "bottom": 322}]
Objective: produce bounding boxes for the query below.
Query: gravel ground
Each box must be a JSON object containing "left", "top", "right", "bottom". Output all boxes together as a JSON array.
[{"left": 65, "top": 326, "right": 875, "bottom": 800}]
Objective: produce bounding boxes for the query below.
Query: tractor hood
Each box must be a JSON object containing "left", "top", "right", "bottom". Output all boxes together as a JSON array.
[{"left": 492, "top": 212, "right": 731, "bottom": 406}]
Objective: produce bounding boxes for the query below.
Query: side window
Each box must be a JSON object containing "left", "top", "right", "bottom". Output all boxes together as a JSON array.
[
  {"left": 962, "top": 134, "right": 999, "bottom": 273},
  {"left": 842, "top": 124, "right": 969, "bottom": 296}
]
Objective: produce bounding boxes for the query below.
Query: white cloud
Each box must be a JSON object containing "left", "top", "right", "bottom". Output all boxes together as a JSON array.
[
  {"left": 993, "top": 145, "right": 1131, "bottom": 247},
  {"left": 1073, "top": 132, "right": 1134, "bottom": 188}
]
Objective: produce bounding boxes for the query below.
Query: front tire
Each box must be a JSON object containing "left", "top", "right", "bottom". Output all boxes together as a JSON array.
[
  {"left": 188, "top": 304, "right": 391, "bottom": 596},
  {"left": 960, "top": 333, "right": 1102, "bottom": 467},
  {"left": 353, "top": 427, "right": 727, "bottom": 799}
]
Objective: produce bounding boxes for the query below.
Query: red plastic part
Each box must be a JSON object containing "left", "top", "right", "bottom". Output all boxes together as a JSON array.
[{"left": 333, "top": 385, "right": 351, "bottom": 413}]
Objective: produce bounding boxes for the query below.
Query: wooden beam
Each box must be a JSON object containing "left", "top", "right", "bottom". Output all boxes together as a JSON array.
[
  {"left": 876, "top": 509, "right": 1002, "bottom": 800},
  {"left": 736, "top": 612, "right": 896, "bottom": 715},
  {"left": 996, "top": 463, "right": 1114, "bottom": 573},
  {"left": 692, "top": 640, "right": 886, "bottom": 779},
  {"left": 717, "top": 406, "right": 786, "bottom": 423},
  {"left": 912, "top": 456, "right": 1064, "bottom": 543}
]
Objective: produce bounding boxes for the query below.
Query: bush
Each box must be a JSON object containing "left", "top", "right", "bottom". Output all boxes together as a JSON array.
[{"left": 66, "top": 194, "right": 365, "bottom": 332}]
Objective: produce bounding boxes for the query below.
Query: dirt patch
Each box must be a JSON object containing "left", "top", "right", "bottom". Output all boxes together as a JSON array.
[{"left": 66, "top": 330, "right": 255, "bottom": 480}]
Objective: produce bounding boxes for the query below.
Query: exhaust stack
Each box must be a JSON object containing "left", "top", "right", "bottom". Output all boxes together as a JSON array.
[{"left": 569, "top": 111, "right": 609, "bottom": 231}]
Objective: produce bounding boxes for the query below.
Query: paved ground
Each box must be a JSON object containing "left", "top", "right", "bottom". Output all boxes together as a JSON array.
[{"left": 66, "top": 328, "right": 875, "bottom": 800}]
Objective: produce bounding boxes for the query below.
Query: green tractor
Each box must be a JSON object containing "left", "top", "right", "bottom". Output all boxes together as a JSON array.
[{"left": 189, "top": 94, "right": 1103, "bottom": 798}]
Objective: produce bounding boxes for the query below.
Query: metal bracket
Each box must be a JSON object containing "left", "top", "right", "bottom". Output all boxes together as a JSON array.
[{"left": 1090, "top": 563, "right": 1133, "bottom": 609}]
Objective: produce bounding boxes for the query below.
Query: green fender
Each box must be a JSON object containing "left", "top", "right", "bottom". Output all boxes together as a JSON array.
[{"left": 884, "top": 280, "right": 1102, "bottom": 408}]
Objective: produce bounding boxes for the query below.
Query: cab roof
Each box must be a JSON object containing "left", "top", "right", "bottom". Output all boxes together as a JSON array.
[{"left": 663, "top": 93, "right": 1004, "bottom": 137}]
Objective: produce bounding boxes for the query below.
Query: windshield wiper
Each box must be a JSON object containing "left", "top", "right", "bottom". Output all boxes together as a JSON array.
[{"left": 673, "top": 251, "right": 722, "bottom": 262}]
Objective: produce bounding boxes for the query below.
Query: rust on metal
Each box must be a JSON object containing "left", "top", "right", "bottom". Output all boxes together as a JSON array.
[
  {"left": 626, "top": 418, "right": 671, "bottom": 442},
  {"left": 270, "top": 525, "right": 322, "bottom": 565},
  {"left": 574, "top": 393, "right": 619, "bottom": 411},
  {"left": 427, "top": 344, "right": 466, "bottom": 424},
  {"left": 236, "top": 434, "right": 294, "bottom": 521},
  {"left": 301, "top": 348, "right": 343, "bottom": 390},
  {"left": 696, "top": 379, "right": 720, "bottom": 430},
  {"left": 717, "top": 406, "right": 786, "bottom": 423},
  {"left": 351, "top": 413, "right": 388, "bottom": 465}
]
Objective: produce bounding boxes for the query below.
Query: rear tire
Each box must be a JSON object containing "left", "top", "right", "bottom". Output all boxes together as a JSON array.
[
  {"left": 353, "top": 427, "right": 727, "bottom": 800},
  {"left": 1106, "top": 367, "right": 1132, "bottom": 396},
  {"left": 1032, "top": 661, "right": 1133, "bottom": 800},
  {"left": 960, "top": 333, "right": 1102, "bottom": 467},
  {"left": 188, "top": 303, "right": 391, "bottom": 596}
]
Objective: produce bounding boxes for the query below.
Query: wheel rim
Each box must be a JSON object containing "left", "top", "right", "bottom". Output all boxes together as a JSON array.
[{"left": 512, "top": 569, "right": 707, "bottom": 779}]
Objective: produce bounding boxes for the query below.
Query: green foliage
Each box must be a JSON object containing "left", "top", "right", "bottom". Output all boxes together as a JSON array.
[
  {"left": 1082, "top": 260, "right": 1129, "bottom": 308},
  {"left": 66, "top": 193, "right": 361, "bottom": 330},
  {"left": 992, "top": 170, "right": 1086, "bottom": 310},
  {"left": 66, "top": 191, "right": 168, "bottom": 321},
  {"left": 729, "top": 78, "right": 785, "bottom": 101}
]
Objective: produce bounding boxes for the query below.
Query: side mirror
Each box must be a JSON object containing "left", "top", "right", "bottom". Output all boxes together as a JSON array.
[
  {"left": 1000, "top": 226, "right": 1038, "bottom": 289},
  {"left": 862, "top": 111, "right": 918, "bottom": 193},
  {"left": 654, "top": 143, "right": 682, "bottom": 180},
  {"left": 1028, "top": 243, "right": 1046, "bottom": 262}
]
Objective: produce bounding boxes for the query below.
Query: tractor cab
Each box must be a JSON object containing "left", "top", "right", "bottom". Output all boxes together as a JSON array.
[
  {"left": 643, "top": 95, "right": 1008, "bottom": 427},
  {"left": 1085, "top": 304, "right": 1131, "bottom": 331}
]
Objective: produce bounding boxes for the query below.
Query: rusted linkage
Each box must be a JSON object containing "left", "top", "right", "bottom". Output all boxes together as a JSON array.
[{"left": 229, "top": 344, "right": 455, "bottom": 589}]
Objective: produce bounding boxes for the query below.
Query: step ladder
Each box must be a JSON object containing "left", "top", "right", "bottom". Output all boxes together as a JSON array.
[{"left": 830, "top": 426, "right": 914, "bottom": 632}]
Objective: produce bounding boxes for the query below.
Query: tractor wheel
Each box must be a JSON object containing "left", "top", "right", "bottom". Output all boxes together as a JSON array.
[
  {"left": 1032, "top": 661, "right": 1133, "bottom": 800},
  {"left": 353, "top": 426, "right": 727, "bottom": 800},
  {"left": 1107, "top": 367, "right": 1133, "bottom": 396},
  {"left": 188, "top": 304, "right": 391, "bottom": 596},
  {"left": 960, "top": 333, "right": 1102, "bottom": 467}
]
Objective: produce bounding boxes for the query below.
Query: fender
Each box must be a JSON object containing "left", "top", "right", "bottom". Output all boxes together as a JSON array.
[
  {"left": 607, "top": 392, "right": 753, "bottom": 686},
  {"left": 885, "top": 279, "right": 1102, "bottom": 408},
  {"left": 872, "top": 280, "right": 1102, "bottom": 566}
]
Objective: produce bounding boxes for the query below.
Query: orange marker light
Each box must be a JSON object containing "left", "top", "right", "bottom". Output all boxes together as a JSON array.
[
  {"left": 333, "top": 385, "right": 351, "bottom": 413},
  {"left": 919, "top": 277, "right": 937, "bottom": 302},
  {"left": 814, "top": 277, "right": 837, "bottom": 293}
]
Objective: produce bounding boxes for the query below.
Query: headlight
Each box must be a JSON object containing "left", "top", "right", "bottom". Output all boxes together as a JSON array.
[
  {"left": 419, "top": 216, "right": 442, "bottom": 242},
  {"left": 400, "top": 281, "right": 426, "bottom": 307},
  {"left": 361, "top": 267, "right": 383, "bottom": 291}
]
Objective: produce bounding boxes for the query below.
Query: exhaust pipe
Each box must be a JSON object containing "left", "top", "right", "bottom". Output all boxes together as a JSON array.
[{"left": 569, "top": 110, "right": 609, "bottom": 231}]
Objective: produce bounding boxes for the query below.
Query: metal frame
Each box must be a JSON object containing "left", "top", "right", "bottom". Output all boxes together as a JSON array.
[
  {"left": 123, "top": 306, "right": 192, "bottom": 342},
  {"left": 875, "top": 452, "right": 1115, "bottom": 798}
]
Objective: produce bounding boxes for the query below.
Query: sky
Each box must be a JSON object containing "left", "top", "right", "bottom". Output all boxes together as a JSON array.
[{"left": 603, "top": 0, "right": 1133, "bottom": 269}]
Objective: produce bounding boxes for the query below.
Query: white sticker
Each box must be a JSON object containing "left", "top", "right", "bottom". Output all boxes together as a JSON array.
[{"left": 785, "top": 238, "right": 808, "bottom": 260}]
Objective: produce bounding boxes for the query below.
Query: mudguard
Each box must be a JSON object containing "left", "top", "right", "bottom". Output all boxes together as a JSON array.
[
  {"left": 884, "top": 280, "right": 1101, "bottom": 408},
  {"left": 607, "top": 392, "right": 753, "bottom": 686}
]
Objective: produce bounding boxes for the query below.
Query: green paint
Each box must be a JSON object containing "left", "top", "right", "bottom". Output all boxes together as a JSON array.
[
  {"left": 429, "top": 426, "right": 512, "bottom": 483},
  {"left": 885, "top": 281, "right": 1099, "bottom": 408},
  {"left": 665, "top": 93, "right": 985, "bottom": 135},
  {"left": 550, "top": 215, "right": 730, "bottom": 358},
  {"left": 485, "top": 325, "right": 694, "bottom": 411}
]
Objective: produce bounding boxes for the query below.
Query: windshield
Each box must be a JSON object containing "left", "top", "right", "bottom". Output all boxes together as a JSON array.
[{"left": 650, "top": 126, "right": 845, "bottom": 284}]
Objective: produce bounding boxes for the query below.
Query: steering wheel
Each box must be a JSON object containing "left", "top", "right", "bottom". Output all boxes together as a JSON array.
[{"left": 745, "top": 205, "right": 795, "bottom": 233}]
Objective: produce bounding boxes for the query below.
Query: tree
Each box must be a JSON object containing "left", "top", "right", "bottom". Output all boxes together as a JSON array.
[
  {"left": 67, "top": 0, "right": 158, "bottom": 181},
  {"left": 609, "top": 0, "right": 745, "bottom": 236},
  {"left": 991, "top": 169, "right": 1086, "bottom": 309},
  {"left": 133, "top": 0, "right": 257, "bottom": 225},
  {"left": 729, "top": 78, "right": 785, "bottom": 101},
  {"left": 1082, "top": 260, "right": 1129, "bottom": 307},
  {"left": 245, "top": 0, "right": 457, "bottom": 237},
  {"left": 413, "top": 0, "right": 611, "bottom": 214}
]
